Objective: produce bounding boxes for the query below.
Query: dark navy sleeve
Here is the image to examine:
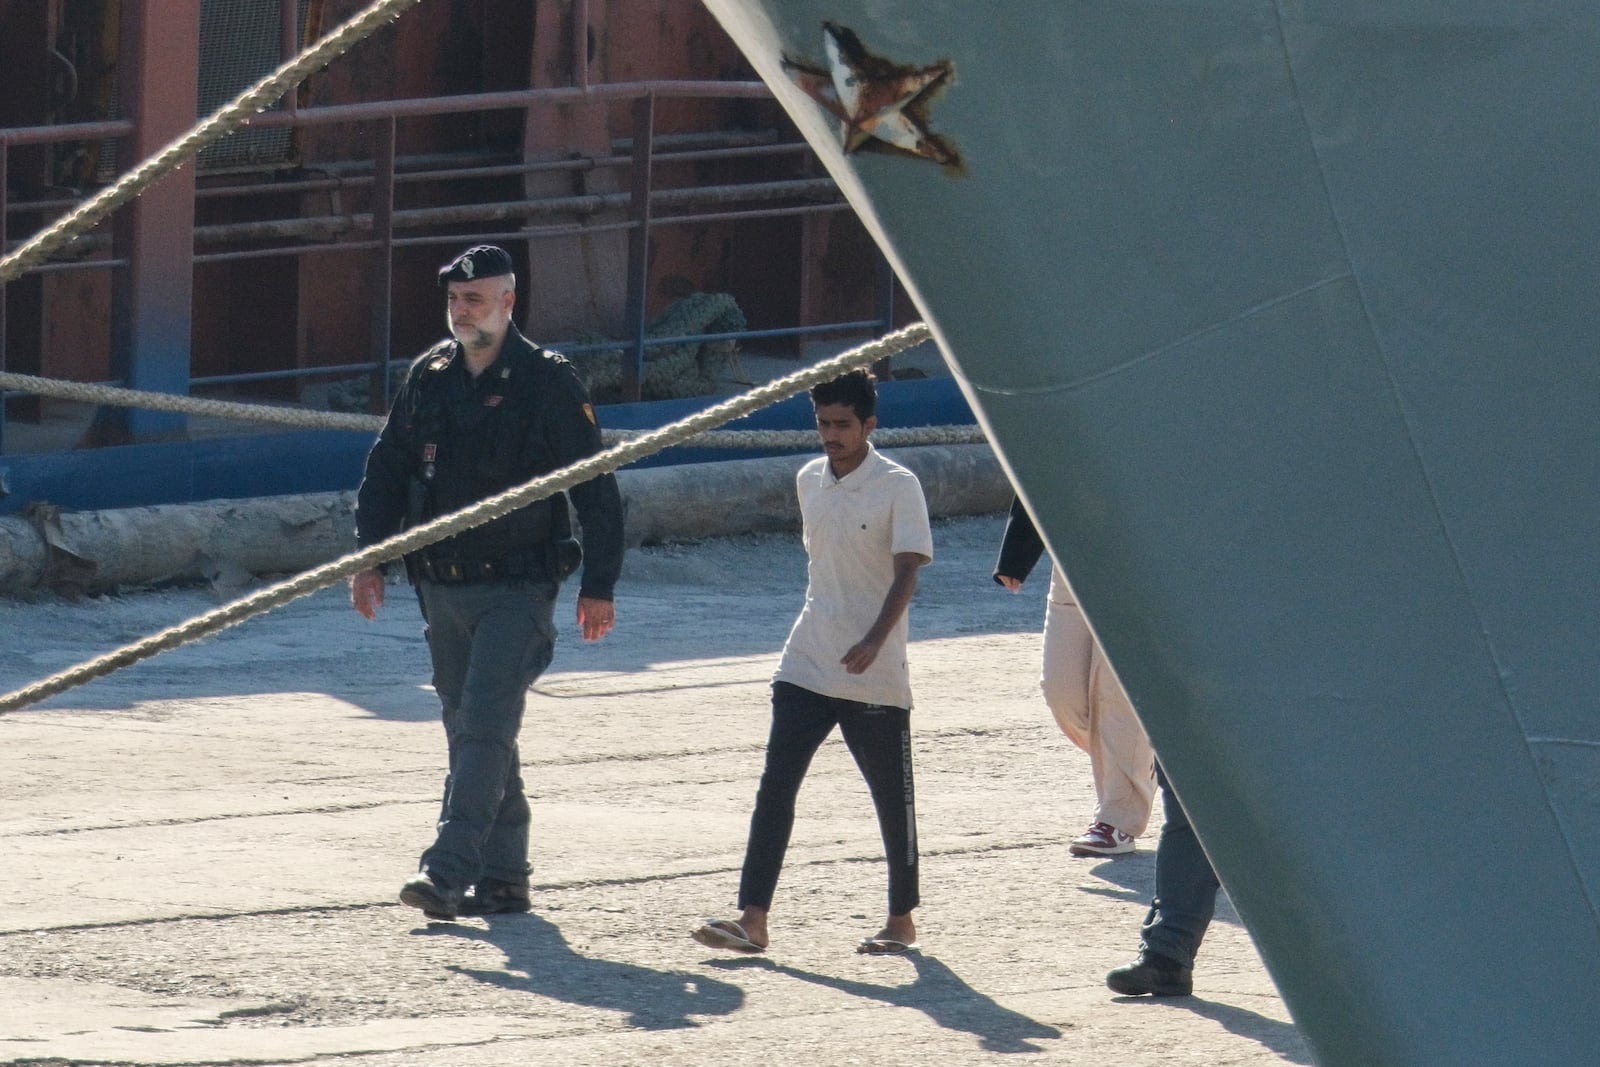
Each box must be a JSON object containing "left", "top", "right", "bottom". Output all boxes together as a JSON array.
[
  {"left": 537, "top": 358, "right": 624, "bottom": 600},
  {"left": 354, "top": 365, "right": 422, "bottom": 551},
  {"left": 994, "top": 494, "right": 1047, "bottom": 584}
]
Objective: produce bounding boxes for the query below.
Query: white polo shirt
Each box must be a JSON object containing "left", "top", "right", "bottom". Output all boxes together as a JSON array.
[{"left": 774, "top": 444, "right": 933, "bottom": 709}]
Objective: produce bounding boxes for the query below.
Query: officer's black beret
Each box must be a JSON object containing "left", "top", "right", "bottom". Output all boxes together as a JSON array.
[{"left": 437, "top": 244, "right": 514, "bottom": 286}]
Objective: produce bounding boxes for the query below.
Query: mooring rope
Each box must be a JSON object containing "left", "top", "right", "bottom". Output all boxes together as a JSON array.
[
  {"left": 0, "top": 371, "right": 384, "bottom": 431},
  {"left": 0, "top": 0, "right": 982, "bottom": 450},
  {"left": 0, "top": 323, "right": 932, "bottom": 714},
  {"left": 0, "top": 368, "right": 985, "bottom": 448},
  {"left": 0, "top": 0, "right": 970, "bottom": 717},
  {"left": 0, "top": 0, "right": 427, "bottom": 285}
]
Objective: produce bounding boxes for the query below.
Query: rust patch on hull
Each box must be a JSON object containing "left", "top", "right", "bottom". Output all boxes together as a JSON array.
[{"left": 783, "top": 22, "right": 963, "bottom": 175}]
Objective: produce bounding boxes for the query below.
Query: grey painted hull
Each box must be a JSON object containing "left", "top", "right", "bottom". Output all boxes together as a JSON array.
[{"left": 703, "top": 3, "right": 1600, "bottom": 1064}]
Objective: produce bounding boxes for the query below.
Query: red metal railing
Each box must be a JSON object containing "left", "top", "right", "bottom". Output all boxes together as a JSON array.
[{"left": 1, "top": 79, "right": 890, "bottom": 451}]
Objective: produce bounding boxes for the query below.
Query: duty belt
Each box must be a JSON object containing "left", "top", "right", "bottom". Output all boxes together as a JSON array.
[{"left": 416, "top": 555, "right": 538, "bottom": 584}]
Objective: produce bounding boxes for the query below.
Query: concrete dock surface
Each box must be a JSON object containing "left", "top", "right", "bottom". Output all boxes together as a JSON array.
[{"left": 0, "top": 514, "right": 1309, "bottom": 1066}]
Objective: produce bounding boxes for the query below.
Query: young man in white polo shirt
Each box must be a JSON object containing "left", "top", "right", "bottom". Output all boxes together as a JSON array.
[{"left": 693, "top": 369, "right": 933, "bottom": 955}]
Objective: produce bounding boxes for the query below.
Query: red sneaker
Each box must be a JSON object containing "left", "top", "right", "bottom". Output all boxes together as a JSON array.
[{"left": 1069, "top": 821, "right": 1136, "bottom": 856}]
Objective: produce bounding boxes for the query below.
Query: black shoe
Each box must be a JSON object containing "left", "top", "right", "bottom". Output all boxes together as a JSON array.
[
  {"left": 399, "top": 872, "right": 464, "bottom": 921},
  {"left": 458, "top": 878, "right": 532, "bottom": 917},
  {"left": 1107, "top": 951, "right": 1194, "bottom": 996}
]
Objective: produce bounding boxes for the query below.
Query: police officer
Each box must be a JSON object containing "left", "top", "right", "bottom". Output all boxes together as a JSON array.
[{"left": 349, "top": 244, "right": 624, "bottom": 920}]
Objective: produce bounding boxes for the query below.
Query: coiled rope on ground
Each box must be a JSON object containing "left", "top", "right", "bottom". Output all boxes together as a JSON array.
[
  {"left": 0, "top": 367, "right": 984, "bottom": 448},
  {"left": 0, "top": 323, "right": 934, "bottom": 714}
]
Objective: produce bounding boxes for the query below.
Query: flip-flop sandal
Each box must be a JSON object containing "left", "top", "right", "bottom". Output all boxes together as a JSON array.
[
  {"left": 857, "top": 937, "right": 920, "bottom": 955},
  {"left": 692, "top": 918, "right": 766, "bottom": 953}
]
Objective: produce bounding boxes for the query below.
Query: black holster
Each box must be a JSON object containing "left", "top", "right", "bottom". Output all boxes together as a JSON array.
[
  {"left": 549, "top": 536, "right": 583, "bottom": 580},
  {"left": 546, "top": 492, "right": 581, "bottom": 580},
  {"left": 400, "top": 475, "right": 430, "bottom": 585}
]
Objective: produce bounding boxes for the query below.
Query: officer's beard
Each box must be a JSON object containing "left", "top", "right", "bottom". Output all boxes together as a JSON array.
[
  {"left": 450, "top": 318, "right": 504, "bottom": 351},
  {"left": 454, "top": 325, "right": 495, "bottom": 349}
]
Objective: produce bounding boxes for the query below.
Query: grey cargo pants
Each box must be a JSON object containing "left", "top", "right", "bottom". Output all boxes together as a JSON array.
[{"left": 415, "top": 578, "right": 557, "bottom": 887}]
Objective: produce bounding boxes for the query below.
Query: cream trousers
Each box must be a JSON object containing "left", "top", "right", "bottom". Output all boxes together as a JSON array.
[{"left": 1040, "top": 564, "right": 1158, "bottom": 837}]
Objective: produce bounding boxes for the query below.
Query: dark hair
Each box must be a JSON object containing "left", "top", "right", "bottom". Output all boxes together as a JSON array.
[{"left": 809, "top": 369, "right": 877, "bottom": 421}]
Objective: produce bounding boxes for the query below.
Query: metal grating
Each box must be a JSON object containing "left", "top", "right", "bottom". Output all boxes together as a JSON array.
[
  {"left": 195, "top": 0, "right": 313, "bottom": 171},
  {"left": 88, "top": 0, "right": 319, "bottom": 183}
]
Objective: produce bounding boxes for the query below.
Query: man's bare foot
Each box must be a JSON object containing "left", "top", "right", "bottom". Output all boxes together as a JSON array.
[
  {"left": 857, "top": 911, "right": 918, "bottom": 954},
  {"left": 690, "top": 906, "right": 769, "bottom": 953},
  {"left": 735, "top": 906, "right": 769, "bottom": 947}
]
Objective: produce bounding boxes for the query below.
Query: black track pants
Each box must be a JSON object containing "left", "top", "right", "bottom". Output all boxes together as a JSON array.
[{"left": 739, "top": 680, "right": 920, "bottom": 916}]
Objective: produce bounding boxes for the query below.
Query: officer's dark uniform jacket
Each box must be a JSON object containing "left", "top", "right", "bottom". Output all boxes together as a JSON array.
[{"left": 355, "top": 324, "right": 623, "bottom": 600}]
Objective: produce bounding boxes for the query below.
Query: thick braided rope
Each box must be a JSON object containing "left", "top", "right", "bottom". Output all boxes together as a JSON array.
[
  {"left": 0, "top": 0, "right": 427, "bottom": 284},
  {"left": 635, "top": 423, "right": 986, "bottom": 448},
  {"left": 0, "top": 371, "right": 383, "bottom": 431},
  {"left": 0, "top": 369, "right": 986, "bottom": 446},
  {"left": 0, "top": 323, "right": 930, "bottom": 713}
]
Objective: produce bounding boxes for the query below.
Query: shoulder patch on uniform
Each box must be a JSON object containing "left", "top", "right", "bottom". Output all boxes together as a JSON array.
[{"left": 420, "top": 341, "right": 456, "bottom": 373}]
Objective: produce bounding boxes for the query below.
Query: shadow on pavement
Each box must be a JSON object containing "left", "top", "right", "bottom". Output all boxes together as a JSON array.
[
  {"left": 709, "top": 951, "right": 1061, "bottom": 1053},
  {"left": 1114, "top": 995, "right": 1311, "bottom": 1064},
  {"left": 432, "top": 912, "right": 745, "bottom": 1029},
  {"left": 1079, "top": 854, "right": 1243, "bottom": 927},
  {"left": 1073, "top": 852, "right": 1155, "bottom": 906}
]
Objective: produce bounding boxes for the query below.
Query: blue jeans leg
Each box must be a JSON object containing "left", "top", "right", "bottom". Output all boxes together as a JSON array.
[{"left": 1139, "top": 762, "right": 1221, "bottom": 968}]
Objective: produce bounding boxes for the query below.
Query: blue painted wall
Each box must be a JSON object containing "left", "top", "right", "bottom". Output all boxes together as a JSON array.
[{"left": 0, "top": 377, "right": 971, "bottom": 514}]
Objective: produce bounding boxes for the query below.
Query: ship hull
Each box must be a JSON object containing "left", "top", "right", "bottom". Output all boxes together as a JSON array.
[{"left": 703, "top": 3, "right": 1600, "bottom": 1063}]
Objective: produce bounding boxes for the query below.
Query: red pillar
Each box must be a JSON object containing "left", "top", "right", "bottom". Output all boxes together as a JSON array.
[{"left": 97, "top": 0, "right": 199, "bottom": 445}]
